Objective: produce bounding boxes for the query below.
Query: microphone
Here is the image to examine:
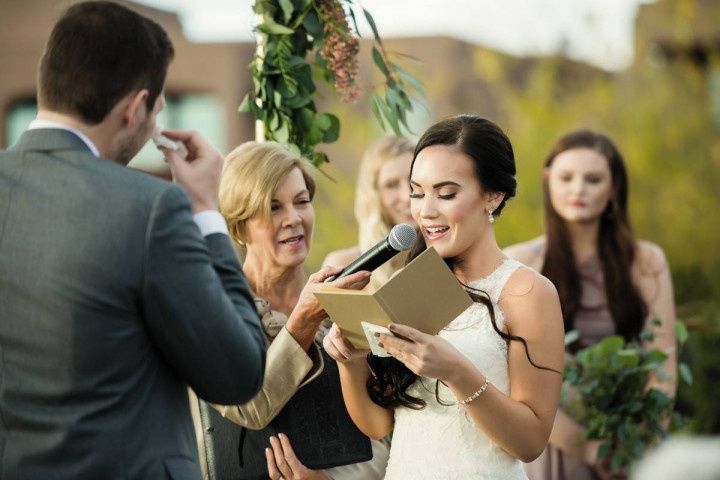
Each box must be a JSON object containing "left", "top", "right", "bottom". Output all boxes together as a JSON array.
[{"left": 326, "top": 223, "right": 417, "bottom": 282}]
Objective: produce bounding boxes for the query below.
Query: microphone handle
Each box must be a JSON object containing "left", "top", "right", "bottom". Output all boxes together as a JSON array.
[{"left": 326, "top": 240, "right": 397, "bottom": 282}]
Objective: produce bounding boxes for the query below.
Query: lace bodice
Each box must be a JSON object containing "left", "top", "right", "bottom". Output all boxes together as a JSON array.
[{"left": 384, "top": 259, "right": 528, "bottom": 480}]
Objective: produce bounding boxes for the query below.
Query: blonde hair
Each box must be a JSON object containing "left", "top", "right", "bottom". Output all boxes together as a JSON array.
[
  {"left": 219, "top": 141, "right": 315, "bottom": 246},
  {"left": 354, "top": 136, "right": 416, "bottom": 285}
]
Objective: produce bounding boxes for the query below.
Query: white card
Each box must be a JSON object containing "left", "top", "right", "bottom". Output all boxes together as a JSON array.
[{"left": 361, "top": 322, "right": 391, "bottom": 357}]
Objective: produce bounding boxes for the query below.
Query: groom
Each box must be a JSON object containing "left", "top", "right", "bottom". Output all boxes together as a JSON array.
[{"left": 0, "top": 2, "right": 265, "bottom": 478}]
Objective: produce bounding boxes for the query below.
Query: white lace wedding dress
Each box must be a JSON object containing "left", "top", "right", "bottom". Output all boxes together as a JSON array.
[{"left": 384, "top": 259, "right": 529, "bottom": 480}]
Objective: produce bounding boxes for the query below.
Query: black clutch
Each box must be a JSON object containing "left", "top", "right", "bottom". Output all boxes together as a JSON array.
[{"left": 199, "top": 348, "right": 372, "bottom": 480}]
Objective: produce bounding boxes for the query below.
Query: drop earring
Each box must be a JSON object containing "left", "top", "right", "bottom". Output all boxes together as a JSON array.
[{"left": 488, "top": 209, "right": 495, "bottom": 224}]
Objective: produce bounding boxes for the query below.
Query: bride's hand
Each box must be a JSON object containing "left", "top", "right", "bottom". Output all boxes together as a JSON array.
[
  {"left": 378, "top": 323, "right": 469, "bottom": 381},
  {"left": 323, "top": 323, "right": 369, "bottom": 364}
]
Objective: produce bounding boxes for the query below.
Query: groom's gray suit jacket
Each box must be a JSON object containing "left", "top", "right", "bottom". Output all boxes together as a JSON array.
[{"left": 0, "top": 129, "right": 266, "bottom": 479}]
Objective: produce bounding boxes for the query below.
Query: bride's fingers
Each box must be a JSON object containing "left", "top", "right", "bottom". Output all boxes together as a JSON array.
[
  {"left": 323, "top": 333, "right": 350, "bottom": 361},
  {"left": 324, "top": 340, "right": 346, "bottom": 361},
  {"left": 388, "top": 323, "right": 425, "bottom": 343},
  {"left": 378, "top": 332, "right": 415, "bottom": 358}
]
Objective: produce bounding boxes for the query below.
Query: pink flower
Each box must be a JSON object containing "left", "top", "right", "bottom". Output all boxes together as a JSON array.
[{"left": 316, "top": 0, "right": 361, "bottom": 103}]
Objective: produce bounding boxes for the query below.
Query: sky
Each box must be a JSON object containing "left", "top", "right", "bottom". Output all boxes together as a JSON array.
[{"left": 136, "top": 0, "right": 651, "bottom": 71}]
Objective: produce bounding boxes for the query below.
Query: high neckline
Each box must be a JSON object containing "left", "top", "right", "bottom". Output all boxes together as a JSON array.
[{"left": 466, "top": 257, "right": 516, "bottom": 286}]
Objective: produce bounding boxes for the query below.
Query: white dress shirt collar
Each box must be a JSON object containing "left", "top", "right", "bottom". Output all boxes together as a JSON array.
[{"left": 28, "top": 119, "right": 101, "bottom": 157}]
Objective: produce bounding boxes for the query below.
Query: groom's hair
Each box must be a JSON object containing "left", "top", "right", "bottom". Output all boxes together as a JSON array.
[{"left": 38, "top": 1, "right": 174, "bottom": 124}]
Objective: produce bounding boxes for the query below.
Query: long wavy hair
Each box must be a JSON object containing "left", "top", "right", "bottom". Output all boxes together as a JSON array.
[
  {"left": 355, "top": 136, "right": 416, "bottom": 286},
  {"left": 367, "top": 115, "right": 558, "bottom": 409},
  {"left": 540, "top": 130, "right": 646, "bottom": 348}
]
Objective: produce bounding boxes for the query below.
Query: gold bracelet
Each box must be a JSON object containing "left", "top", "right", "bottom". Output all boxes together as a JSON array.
[{"left": 459, "top": 379, "right": 489, "bottom": 405}]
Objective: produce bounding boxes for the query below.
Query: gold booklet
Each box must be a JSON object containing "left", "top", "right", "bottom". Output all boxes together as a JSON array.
[{"left": 314, "top": 247, "right": 473, "bottom": 350}]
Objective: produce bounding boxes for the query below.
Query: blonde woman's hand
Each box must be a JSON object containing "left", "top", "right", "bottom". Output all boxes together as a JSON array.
[
  {"left": 323, "top": 323, "right": 369, "bottom": 364},
  {"left": 289, "top": 266, "right": 370, "bottom": 327},
  {"left": 377, "top": 323, "right": 469, "bottom": 382},
  {"left": 266, "top": 433, "right": 331, "bottom": 480}
]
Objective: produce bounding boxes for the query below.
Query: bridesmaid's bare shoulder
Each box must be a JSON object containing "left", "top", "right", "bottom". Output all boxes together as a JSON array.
[
  {"left": 503, "top": 236, "right": 546, "bottom": 272},
  {"left": 323, "top": 246, "right": 361, "bottom": 269}
]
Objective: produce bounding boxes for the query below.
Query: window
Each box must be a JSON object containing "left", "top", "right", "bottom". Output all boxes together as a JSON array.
[
  {"left": 130, "top": 93, "right": 226, "bottom": 172},
  {"left": 3, "top": 93, "right": 226, "bottom": 173},
  {"left": 5, "top": 99, "right": 37, "bottom": 147}
]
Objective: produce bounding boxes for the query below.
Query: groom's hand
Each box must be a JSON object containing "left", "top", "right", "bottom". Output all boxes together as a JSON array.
[{"left": 162, "top": 129, "right": 224, "bottom": 213}]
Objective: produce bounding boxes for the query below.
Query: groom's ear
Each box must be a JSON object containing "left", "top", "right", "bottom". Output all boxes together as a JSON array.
[{"left": 122, "top": 89, "right": 150, "bottom": 128}]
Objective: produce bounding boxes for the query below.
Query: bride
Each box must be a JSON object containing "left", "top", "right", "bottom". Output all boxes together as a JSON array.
[{"left": 324, "top": 114, "right": 565, "bottom": 479}]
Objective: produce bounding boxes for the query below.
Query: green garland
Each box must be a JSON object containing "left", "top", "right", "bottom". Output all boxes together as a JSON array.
[{"left": 239, "top": 0, "right": 423, "bottom": 166}]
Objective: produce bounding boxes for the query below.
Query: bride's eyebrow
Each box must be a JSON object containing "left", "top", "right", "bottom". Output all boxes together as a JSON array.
[
  {"left": 432, "top": 181, "right": 460, "bottom": 189},
  {"left": 409, "top": 179, "right": 461, "bottom": 188}
]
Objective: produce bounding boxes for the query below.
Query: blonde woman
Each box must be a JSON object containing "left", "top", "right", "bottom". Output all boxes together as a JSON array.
[
  {"left": 189, "top": 142, "right": 388, "bottom": 480},
  {"left": 323, "top": 136, "right": 416, "bottom": 288}
]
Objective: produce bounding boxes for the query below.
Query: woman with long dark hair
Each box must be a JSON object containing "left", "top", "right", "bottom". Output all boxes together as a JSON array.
[
  {"left": 504, "top": 130, "right": 677, "bottom": 479},
  {"left": 324, "top": 114, "right": 565, "bottom": 479}
]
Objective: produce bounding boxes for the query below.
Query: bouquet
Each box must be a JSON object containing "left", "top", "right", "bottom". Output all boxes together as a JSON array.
[{"left": 562, "top": 319, "right": 691, "bottom": 474}]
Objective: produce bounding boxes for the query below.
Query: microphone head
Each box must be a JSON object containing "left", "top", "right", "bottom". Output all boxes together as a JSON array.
[{"left": 388, "top": 223, "right": 417, "bottom": 251}]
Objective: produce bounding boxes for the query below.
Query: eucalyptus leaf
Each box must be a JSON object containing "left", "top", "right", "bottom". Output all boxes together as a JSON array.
[
  {"left": 679, "top": 362, "right": 693, "bottom": 385},
  {"left": 386, "top": 87, "right": 403, "bottom": 109},
  {"left": 257, "top": 21, "right": 295, "bottom": 35},
  {"left": 321, "top": 114, "right": 340, "bottom": 143},
  {"left": 598, "top": 336, "right": 624, "bottom": 354},
  {"left": 279, "top": 0, "right": 294, "bottom": 23},
  {"left": 269, "top": 111, "right": 280, "bottom": 130},
  {"left": 597, "top": 441, "right": 610, "bottom": 461},
  {"left": 348, "top": 6, "right": 361, "bottom": 35},
  {"left": 564, "top": 330, "right": 580, "bottom": 346},
  {"left": 370, "top": 95, "right": 385, "bottom": 130},
  {"left": 645, "top": 349, "right": 668, "bottom": 364},
  {"left": 238, "top": 94, "right": 252, "bottom": 113},
  {"left": 362, "top": 8, "right": 383, "bottom": 45},
  {"left": 674, "top": 320, "right": 689, "bottom": 344},
  {"left": 274, "top": 121, "right": 290, "bottom": 144},
  {"left": 372, "top": 47, "right": 390, "bottom": 77},
  {"left": 301, "top": 9, "right": 322, "bottom": 36},
  {"left": 378, "top": 96, "right": 400, "bottom": 135},
  {"left": 314, "top": 113, "right": 332, "bottom": 130},
  {"left": 283, "top": 92, "right": 312, "bottom": 109},
  {"left": 296, "top": 64, "right": 316, "bottom": 94},
  {"left": 610, "top": 451, "right": 624, "bottom": 473},
  {"left": 639, "top": 330, "right": 655, "bottom": 342},
  {"left": 394, "top": 64, "right": 425, "bottom": 95}
]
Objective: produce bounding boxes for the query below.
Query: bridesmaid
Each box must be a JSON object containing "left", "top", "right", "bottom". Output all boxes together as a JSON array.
[{"left": 504, "top": 130, "right": 677, "bottom": 479}]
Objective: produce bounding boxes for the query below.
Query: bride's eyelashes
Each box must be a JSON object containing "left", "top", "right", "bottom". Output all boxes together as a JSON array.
[{"left": 408, "top": 192, "right": 458, "bottom": 200}]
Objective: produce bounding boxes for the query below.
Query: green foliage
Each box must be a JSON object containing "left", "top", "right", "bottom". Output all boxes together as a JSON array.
[
  {"left": 241, "top": 0, "right": 422, "bottom": 166},
  {"left": 563, "top": 322, "right": 691, "bottom": 473},
  {"left": 674, "top": 299, "right": 720, "bottom": 434}
]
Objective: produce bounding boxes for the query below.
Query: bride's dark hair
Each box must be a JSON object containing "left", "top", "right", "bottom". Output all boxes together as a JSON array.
[{"left": 366, "top": 114, "right": 558, "bottom": 409}]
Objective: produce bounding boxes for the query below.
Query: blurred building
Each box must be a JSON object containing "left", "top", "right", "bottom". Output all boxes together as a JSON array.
[{"left": 635, "top": 0, "right": 720, "bottom": 124}]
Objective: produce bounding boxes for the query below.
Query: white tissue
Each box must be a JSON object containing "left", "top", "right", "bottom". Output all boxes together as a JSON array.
[{"left": 152, "top": 124, "right": 187, "bottom": 157}]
